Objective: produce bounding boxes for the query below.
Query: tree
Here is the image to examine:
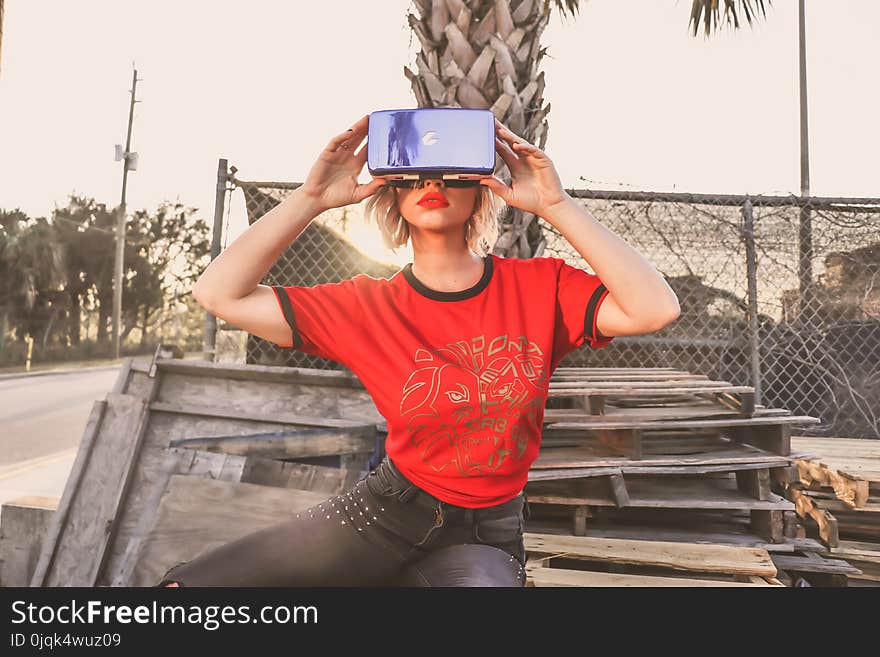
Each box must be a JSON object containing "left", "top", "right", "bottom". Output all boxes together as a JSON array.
[
  {"left": 51, "top": 196, "right": 120, "bottom": 345},
  {"left": 0, "top": 209, "right": 66, "bottom": 353},
  {"left": 404, "top": 0, "right": 769, "bottom": 258},
  {"left": 123, "top": 202, "right": 211, "bottom": 347},
  {"left": 51, "top": 196, "right": 211, "bottom": 350}
]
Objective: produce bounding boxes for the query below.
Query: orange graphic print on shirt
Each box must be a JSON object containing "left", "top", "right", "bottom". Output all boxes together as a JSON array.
[{"left": 400, "top": 333, "right": 550, "bottom": 477}]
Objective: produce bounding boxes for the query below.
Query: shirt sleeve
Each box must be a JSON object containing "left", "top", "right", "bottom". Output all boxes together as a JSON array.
[
  {"left": 270, "top": 278, "right": 364, "bottom": 365},
  {"left": 553, "top": 259, "right": 614, "bottom": 363}
]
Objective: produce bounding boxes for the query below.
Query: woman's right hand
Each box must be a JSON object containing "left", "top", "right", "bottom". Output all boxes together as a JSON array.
[{"left": 298, "top": 114, "right": 388, "bottom": 213}]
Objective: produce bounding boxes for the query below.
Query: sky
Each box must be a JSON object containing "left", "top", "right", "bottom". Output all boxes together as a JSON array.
[{"left": 1, "top": 0, "right": 878, "bottom": 266}]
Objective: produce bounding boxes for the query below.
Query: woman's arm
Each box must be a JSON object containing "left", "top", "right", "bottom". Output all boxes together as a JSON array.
[
  {"left": 479, "top": 119, "right": 680, "bottom": 338},
  {"left": 543, "top": 197, "right": 680, "bottom": 337},
  {"left": 191, "top": 189, "right": 324, "bottom": 347},
  {"left": 192, "top": 114, "right": 386, "bottom": 346}
]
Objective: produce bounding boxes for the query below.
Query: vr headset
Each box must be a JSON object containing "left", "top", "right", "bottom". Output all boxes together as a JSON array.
[{"left": 367, "top": 108, "right": 496, "bottom": 188}]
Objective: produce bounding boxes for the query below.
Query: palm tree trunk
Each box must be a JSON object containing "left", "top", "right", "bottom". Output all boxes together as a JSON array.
[
  {"left": 138, "top": 306, "right": 149, "bottom": 348},
  {"left": 405, "top": 0, "right": 556, "bottom": 259},
  {"left": 97, "top": 297, "right": 110, "bottom": 343},
  {"left": 0, "top": 305, "right": 8, "bottom": 354},
  {"left": 41, "top": 308, "right": 56, "bottom": 353},
  {"left": 69, "top": 290, "right": 81, "bottom": 346}
]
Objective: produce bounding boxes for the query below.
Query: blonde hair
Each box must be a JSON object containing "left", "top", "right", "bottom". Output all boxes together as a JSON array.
[{"left": 364, "top": 184, "right": 507, "bottom": 257}]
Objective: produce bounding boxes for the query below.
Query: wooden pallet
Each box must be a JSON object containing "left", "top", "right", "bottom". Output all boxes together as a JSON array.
[
  {"left": 772, "top": 551, "right": 863, "bottom": 586},
  {"left": 791, "top": 435, "right": 880, "bottom": 508},
  {"left": 544, "top": 416, "right": 817, "bottom": 460},
  {"left": 522, "top": 532, "right": 783, "bottom": 587},
  {"left": 525, "top": 469, "right": 794, "bottom": 542},
  {"left": 826, "top": 540, "right": 880, "bottom": 584},
  {"left": 548, "top": 367, "right": 757, "bottom": 417},
  {"left": 31, "top": 357, "right": 382, "bottom": 587}
]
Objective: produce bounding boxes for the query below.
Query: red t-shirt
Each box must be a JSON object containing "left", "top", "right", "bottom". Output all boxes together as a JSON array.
[{"left": 271, "top": 254, "right": 613, "bottom": 508}]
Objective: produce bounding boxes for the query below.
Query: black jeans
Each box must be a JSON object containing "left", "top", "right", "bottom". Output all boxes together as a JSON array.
[{"left": 156, "top": 455, "right": 527, "bottom": 587}]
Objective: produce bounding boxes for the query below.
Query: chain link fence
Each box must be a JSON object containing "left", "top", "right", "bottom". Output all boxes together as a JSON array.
[{"left": 230, "top": 174, "right": 880, "bottom": 438}]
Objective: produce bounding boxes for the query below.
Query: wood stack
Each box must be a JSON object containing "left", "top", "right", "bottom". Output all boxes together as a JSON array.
[
  {"left": 520, "top": 367, "right": 859, "bottom": 586},
  {"left": 523, "top": 533, "right": 784, "bottom": 587},
  {"left": 30, "top": 354, "right": 384, "bottom": 587},
  {"left": 784, "top": 436, "right": 880, "bottom": 586},
  {"left": 27, "top": 353, "right": 871, "bottom": 588}
]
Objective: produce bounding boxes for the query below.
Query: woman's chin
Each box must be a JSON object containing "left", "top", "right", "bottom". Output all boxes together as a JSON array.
[{"left": 408, "top": 212, "right": 468, "bottom": 231}]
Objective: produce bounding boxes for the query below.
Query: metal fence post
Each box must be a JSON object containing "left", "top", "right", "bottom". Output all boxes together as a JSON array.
[
  {"left": 202, "top": 158, "right": 228, "bottom": 361},
  {"left": 742, "top": 196, "right": 762, "bottom": 404}
]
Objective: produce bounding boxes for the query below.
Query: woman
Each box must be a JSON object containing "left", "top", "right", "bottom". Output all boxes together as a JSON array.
[{"left": 158, "top": 113, "right": 680, "bottom": 587}]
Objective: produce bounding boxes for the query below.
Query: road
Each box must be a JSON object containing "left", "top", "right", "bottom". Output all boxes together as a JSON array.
[{"left": 0, "top": 366, "right": 122, "bottom": 506}]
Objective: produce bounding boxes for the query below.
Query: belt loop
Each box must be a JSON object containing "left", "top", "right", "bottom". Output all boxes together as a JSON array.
[
  {"left": 523, "top": 492, "right": 531, "bottom": 520},
  {"left": 397, "top": 485, "right": 418, "bottom": 503}
]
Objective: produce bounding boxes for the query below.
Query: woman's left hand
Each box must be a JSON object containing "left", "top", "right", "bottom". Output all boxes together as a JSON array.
[{"left": 479, "top": 119, "right": 570, "bottom": 218}]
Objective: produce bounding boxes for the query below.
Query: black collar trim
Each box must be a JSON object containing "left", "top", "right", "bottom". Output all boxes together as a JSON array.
[{"left": 402, "top": 255, "right": 494, "bottom": 301}]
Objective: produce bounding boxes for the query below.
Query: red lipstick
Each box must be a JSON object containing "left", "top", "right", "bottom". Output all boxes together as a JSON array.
[{"left": 417, "top": 191, "right": 449, "bottom": 208}]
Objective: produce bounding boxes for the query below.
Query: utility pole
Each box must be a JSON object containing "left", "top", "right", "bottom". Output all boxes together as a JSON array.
[
  {"left": 112, "top": 65, "right": 141, "bottom": 359},
  {"left": 797, "top": 0, "right": 814, "bottom": 313},
  {"left": 203, "top": 159, "right": 231, "bottom": 361}
]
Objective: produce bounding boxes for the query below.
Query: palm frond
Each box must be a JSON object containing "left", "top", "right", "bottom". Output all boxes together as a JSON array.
[
  {"left": 689, "top": 0, "right": 770, "bottom": 37},
  {"left": 552, "top": 0, "right": 582, "bottom": 21}
]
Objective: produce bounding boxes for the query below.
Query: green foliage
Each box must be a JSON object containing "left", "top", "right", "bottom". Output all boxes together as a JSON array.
[{"left": 0, "top": 195, "right": 211, "bottom": 365}]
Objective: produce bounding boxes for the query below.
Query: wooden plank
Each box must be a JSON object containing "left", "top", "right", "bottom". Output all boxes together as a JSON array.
[
  {"left": 0, "top": 496, "right": 58, "bottom": 587},
  {"left": 573, "top": 506, "right": 590, "bottom": 536},
  {"left": 551, "top": 372, "right": 707, "bottom": 382},
  {"left": 110, "top": 448, "right": 358, "bottom": 587},
  {"left": 110, "top": 448, "right": 252, "bottom": 586},
  {"left": 545, "top": 405, "right": 786, "bottom": 424},
  {"left": 771, "top": 554, "right": 862, "bottom": 576},
  {"left": 130, "top": 358, "right": 362, "bottom": 388},
  {"left": 705, "top": 390, "right": 755, "bottom": 417},
  {"left": 792, "top": 436, "right": 880, "bottom": 457},
  {"left": 110, "top": 357, "right": 135, "bottom": 394},
  {"left": 750, "top": 510, "right": 784, "bottom": 543},
  {"left": 90, "top": 392, "right": 154, "bottom": 586},
  {"left": 548, "top": 381, "right": 748, "bottom": 391},
  {"left": 622, "top": 462, "right": 789, "bottom": 475},
  {"left": 532, "top": 446, "right": 789, "bottom": 470},
  {"left": 730, "top": 424, "right": 792, "bottom": 456},
  {"left": 609, "top": 473, "right": 630, "bottom": 507},
  {"left": 32, "top": 395, "right": 147, "bottom": 586},
  {"left": 528, "top": 467, "right": 624, "bottom": 482},
  {"left": 150, "top": 400, "right": 373, "bottom": 432},
  {"left": 553, "top": 367, "right": 684, "bottom": 373},
  {"left": 736, "top": 468, "right": 771, "bottom": 500},
  {"left": 526, "top": 477, "right": 795, "bottom": 511},
  {"left": 828, "top": 541, "right": 880, "bottom": 563},
  {"left": 790, "top": 487, "right": 840, "bottom": 547},
  {"left": 783, "top": 510, "right": 799, "bottom": 538},
  {"left": 169, "top": 427, "right": 376, "bottom": 460},
  {"left": 598, "top": 428, "right": 642, "bottom": 460},
  {"left": 523, "top": 522, "right": 806, "bottom": 553},
  {"left": 240, "top": 456, "right": 360, "bottom": 491},
  {"left": 30, "top": 399, "right": 107, "bottom": 586},
  {"left": 801, "top": 494, "right": 880, "bottom": 514},
  {"left": 548, "top": 416, "right": 817, "bottom": 432},
  {"left": 525, "top": 567, "right": 776, "bottom": 587},
  {"left": 523, "top": 532, "right": 777, "bottom": 576},
  {"left": 795, "top": 457, "right": 872, "bottom": 507},
  {"left": 583, "top": 395, "right": 605, "bottom": 415},
  {"left": 127, "top": 475, "right": 328, "bottom": 587},
  {"left": 127, "top": 358, "right": 385, "bottom": 433}
]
